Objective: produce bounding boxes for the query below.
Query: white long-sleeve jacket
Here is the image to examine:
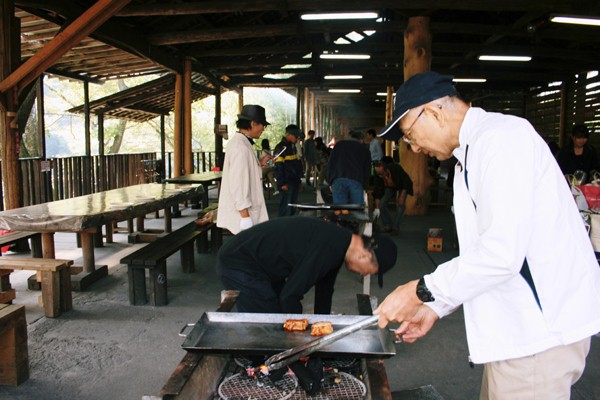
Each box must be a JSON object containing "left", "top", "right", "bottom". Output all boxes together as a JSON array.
[
  {"left": 426, "top": 107, "right": 600, "bottom": 364},
  {"left": 217, "top": 132, "right": 268, "bottom": 234}
]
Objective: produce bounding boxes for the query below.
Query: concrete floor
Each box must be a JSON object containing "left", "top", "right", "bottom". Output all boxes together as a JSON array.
[{"left": 0, "top": 184, "right": 598, "bottom": 400}]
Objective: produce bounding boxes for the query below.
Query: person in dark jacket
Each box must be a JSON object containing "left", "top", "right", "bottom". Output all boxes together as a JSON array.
[
  {"left": 274, "top": 124, "right": 304, "bottom": 216},
  {"left": 557, "top": 124, "right": 599, "bottom": 182},
  {"left": 372, "top": 158, "right": 413, "bottom": 233},
  {"left": 327, "top": 130, "right": 372, "bottom": 204},
  {"left": 216, "top": 216, "right": 397, "bottom": 314}
]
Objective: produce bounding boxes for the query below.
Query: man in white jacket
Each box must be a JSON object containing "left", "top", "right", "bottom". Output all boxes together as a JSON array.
[
  {"left": 375, "top": 71, "right": 600, "bottom": 399},
  {"left": 217, "top": 105, "right": 270, "bottom": 234}
]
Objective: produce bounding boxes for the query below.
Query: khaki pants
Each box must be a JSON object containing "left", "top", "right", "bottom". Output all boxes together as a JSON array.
[{"left": 480, "top": 337, "right": 591, "bottom": 400}]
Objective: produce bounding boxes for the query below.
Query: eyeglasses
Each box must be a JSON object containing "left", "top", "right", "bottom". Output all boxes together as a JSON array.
[{"left": 402, "top": 108, "right": 425, "bottom": 144}]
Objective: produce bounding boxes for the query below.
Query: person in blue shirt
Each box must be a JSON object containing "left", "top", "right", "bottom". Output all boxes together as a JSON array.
[
  {"left": 273, "top": 124, "right": 304, "bottom": 216},
  {"left": 327, "top": 130, "right": 371, "bottom": 205}
]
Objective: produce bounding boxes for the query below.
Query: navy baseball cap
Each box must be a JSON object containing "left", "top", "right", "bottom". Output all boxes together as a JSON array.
[
  {"left": 286, "top": 124, "right": 305, "bottom": 139},
  {"left": 379, "top": 71, "right": 458, "bottom": 141},
  {"left": 363, "top": 234, "right": 398, "bottom": 288}
]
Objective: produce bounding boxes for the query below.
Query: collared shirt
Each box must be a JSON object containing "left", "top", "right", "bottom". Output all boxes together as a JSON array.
[
  {"left": 425, "top": 107, "right": 600, "bottom": 363},
  {"left": 217, "top": 132, "right": 268, "bottom": 234}
]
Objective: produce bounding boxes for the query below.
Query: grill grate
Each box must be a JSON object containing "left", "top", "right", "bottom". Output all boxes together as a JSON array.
[
  {"left": 290, "top": 371, "right": 366, "bottom": 400},
  {"left": 218, "top": 372, "right": 298, "bottom": 400}
]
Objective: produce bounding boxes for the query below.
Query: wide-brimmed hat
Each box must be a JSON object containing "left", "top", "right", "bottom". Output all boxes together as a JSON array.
[
  {"left": 238, "top": 104, "right": 270, "bottom": 126},
  {"left": 378, "top": 71, "right": 458, "bottom": 141}
]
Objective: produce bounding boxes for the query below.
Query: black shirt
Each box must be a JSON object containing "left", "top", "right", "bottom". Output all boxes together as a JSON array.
[{"left": 217, "top": 216, "right": 352, "bottom": 313}]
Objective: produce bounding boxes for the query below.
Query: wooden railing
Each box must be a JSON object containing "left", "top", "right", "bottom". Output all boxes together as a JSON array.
[{"left": 0, "top": 151, "right": 217, "bottom": 210}]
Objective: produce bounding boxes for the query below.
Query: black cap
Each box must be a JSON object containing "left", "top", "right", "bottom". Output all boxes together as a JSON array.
[
  {"left": 379, "top": 71, "right": 458, "bottom": 141},
  {"left": 238, "top": 104, "right": 270, "bottom": 126},
  {"left": 363, "top": 234, "right": 398, "bottom": 288},
  {"left": 285, "top": 124, "right": 304, "bottom": 139}
]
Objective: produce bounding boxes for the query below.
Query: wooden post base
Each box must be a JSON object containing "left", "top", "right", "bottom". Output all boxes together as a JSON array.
[{"left": 0, "top": 304, "right": 29, "bottom": 386}]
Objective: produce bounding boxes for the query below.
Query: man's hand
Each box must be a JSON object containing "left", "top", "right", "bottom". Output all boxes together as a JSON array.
[
  {"left": 239, "top": 217, "right": 253, "bottom": 231},
  {"left": 281, "top": 185, "right": 289, "bottom": 191},
  {"left": 373, "top": 279, "right": 422, "bottom": 329},
  {"left": 394, "top": 305, "right": 439, "bottom": 343},
  {"left": 372, "top": 208, "right": 381, "bottom": 219}
]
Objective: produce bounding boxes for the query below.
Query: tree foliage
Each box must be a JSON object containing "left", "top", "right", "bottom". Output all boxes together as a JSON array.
[{"left": 30, "top": 74, "right": 297, "bottom": 157}]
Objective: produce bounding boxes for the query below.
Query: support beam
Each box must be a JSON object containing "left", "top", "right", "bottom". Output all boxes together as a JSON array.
[
  {"left": 214, "top": 86, "right": 223, "bottom": 169},
  {"left": 36, "top": 75, "right": 46, "bottom": 158},
  {"left": 401, "top": 16, "right": 434, "bottom": 216},
  {"left": 0, "top": 0, "right": 132, "bottom": 95},
  {"left": 173, "top": 73, "right": 183, "bottom": 177},
  {"left": 1, "top": 0, "right": 22, "bottom": 210},
  {"left": 183, "top": 58, "right": 193, "bottom": 174}
]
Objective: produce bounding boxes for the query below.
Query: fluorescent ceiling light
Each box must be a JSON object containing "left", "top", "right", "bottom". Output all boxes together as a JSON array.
[
  {"left": 324, "top": 75, "right": 363, "bottom": 80},
  {"left": 479, "top": 55, "right": 531, "bottom": 62},
  {"left": 320, "top": 54, "right": 370, "bottom": 60},
  {"left": 364, "top": 30, "right": 376, "bottom": 36},
  {"left": 550, "top": 15, "right": 600, "bottom": 27},
  {"left": 281, "top": 64, "right": 311, "bottom": 69},
  {"left": 346, "top": 31, "right": 364, "bottom": 42},
  {"left": 263, "top": 73, "right": 296, "bottom": 80},
  {"left": 301, "top": 12, "right": 378, "bottom": 21},
  {"left": 329, "top": 89, "right": 361, "bottom": 93},
  {"left": 453, "top": 78, "right": 487, "bottom": 83},
  {"left": 334, "top": 37, "right": 351, "bottom": 45},
  {"left": 377, "top": 92, "right": 395, "bottom": 96}
]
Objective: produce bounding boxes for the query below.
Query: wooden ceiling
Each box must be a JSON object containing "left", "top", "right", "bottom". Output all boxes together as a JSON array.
[{"left": 14, "top": 0, "right": 600, "bottom": 123}]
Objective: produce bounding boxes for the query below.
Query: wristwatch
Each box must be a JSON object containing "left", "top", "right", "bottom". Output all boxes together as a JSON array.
[{"left": 416, "top": 277, "right": 435, "bottom": 302}]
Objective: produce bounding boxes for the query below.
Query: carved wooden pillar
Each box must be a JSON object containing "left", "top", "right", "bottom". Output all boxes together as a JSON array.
[{"left": 401, "top": 16, "right": 434, "bottom": 216}]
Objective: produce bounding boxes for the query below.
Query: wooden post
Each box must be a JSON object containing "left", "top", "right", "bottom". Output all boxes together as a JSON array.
[
  {"left": 36, "top": 75, "right": 46, "bottom": 158},
  {"left": 0, "top": 0, "right": 21, "bottom": 211},
  {"left": 401, "top": 16, "right": 434, "bottom": 216},
  {"left": 214, "top": 84, "right": 223, "bottom": 169},
  {"left": 183, "top": 58, "right": 193, "bottom": 174},
  {"left": 173, "top": 73, "right": 183, "bottom": 176},
  {"left": 385, "top": 86, "right": 394, "bottom": 157},
  {"left": 160, "top": 114, "right": 166, "bottom": 165}
]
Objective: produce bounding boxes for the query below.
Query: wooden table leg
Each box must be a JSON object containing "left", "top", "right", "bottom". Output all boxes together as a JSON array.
[
  {"left": 202, "top": 184, "right": 210, "bottom": 208},
  {"left": 71, "top": 231, "right": 107, "bottom": 291},
  {"left": 79, "top": 232, "right": 95, "bottom": 274},
  {"left": 164, "top": 207, "right": 172, "bottom": 233},
  {"left": 41, "top": 232, "right": 55, "bottom": 259}
]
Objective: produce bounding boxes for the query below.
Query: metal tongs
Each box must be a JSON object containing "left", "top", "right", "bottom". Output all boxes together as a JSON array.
[{"left": 262, "top": 315, "right": 380, "bottom": 373}]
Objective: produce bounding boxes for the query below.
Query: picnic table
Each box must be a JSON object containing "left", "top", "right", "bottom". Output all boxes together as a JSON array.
[
  {"left": 163, "top": 172, "right": 222, "bottom": 209},
  {"left": 0, "top": 183, "right": 203, "bottom": 290}
]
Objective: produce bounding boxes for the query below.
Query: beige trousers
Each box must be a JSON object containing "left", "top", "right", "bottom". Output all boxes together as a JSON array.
[{"left": 480, "top": 337, "right": 591, "bottom": 400}]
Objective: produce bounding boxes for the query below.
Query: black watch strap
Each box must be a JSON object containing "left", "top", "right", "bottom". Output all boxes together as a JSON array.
[{"left": 416, "top": 277, "right": 435, "bottom": 302}]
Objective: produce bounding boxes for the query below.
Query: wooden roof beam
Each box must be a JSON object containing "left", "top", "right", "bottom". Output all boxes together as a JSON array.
[
  {"left": 117, "top": 0, "right": 590, "bottom": 17},
  {"left": 0, "top": 0, "right": 132, "bottom": 95}
]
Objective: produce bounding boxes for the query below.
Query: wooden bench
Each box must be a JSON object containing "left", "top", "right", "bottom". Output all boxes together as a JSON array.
[
  {"left": 0, "top": 258, "right": 73, "bottom": 318},
  {"left": 0, "top": 303, "right": 29, "bottom": 386},
  {"left": 0, "top": 232, "right": 42, "bottom": 258},
  {"left": 120, "top": 221, "right": 221, "bottom": 306}
]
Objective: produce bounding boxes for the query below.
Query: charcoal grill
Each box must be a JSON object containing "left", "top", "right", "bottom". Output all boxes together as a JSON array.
[{"left": 157, "top": 291, "right": 394, "bottom": 400}]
